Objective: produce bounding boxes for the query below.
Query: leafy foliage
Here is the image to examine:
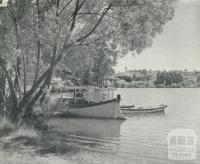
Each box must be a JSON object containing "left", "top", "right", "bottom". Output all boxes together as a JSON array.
[
  {"left": 113, "top": 70, "right": 200, "bottom": 88},
  {"left": 0, "top": 0, "right": 177, "bottom": 125},
  {"left": 155, "top": 71, "right": 183, "bottom": 86}
]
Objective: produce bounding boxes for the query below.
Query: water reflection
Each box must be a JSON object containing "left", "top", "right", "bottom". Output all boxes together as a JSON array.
[
  {"left": 124, "top": 111, "right": 166, "bottom": 118},
  {"left": 45, "top": 89, "right": 200, "bottom": 164},
  {"left": 48, "top": 118, "right": 125, "bottom": 153}
]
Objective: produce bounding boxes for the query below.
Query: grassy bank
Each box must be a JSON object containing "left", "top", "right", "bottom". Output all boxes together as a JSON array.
[
  {"left": 0, "top": 119, "right": 142, "bottom": 164},
  {"left": 0, "top": 151, "right": 145, "bottom": 164},
  {"left": 0, "top": 152, "right": 71, "bottom": 164}
]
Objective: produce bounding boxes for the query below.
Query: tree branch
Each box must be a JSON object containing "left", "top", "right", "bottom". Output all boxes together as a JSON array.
[
  {"left": 0, "top": 58, "right": 18, "bottom": 107},
  {"left": 76, "top": 4, "right": 112, "bottom": 42},
  {"left": 74, "top": 31, "right": 114, "bottom": 47},
  {"left": 58, "top": 0, "right": 74, "bottom": 16},
  {"left": 70, "top": 0, "right": 80, "bottom": 31},
  {"left": 33, "top": 0, "right": 41, "bottom": 86}
]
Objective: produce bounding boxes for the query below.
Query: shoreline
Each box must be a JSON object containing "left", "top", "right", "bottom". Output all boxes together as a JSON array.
[
  {"left": 0, "top": 120, "right": 134, "bottom": 164},
  {"left": 0, "top": 150, "right": 144, "bottom": 164},
  {"left": 115, "top": 87, "right": 200, "bottom": 89}
]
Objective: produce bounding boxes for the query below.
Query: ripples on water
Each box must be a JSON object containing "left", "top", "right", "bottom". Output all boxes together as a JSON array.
[{"left": 48, "top": 88, "right": 200, "bottom": 164}]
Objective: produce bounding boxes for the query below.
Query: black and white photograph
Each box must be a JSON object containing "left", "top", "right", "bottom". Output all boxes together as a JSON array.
[{"left": 0, "top": 0, "right": 199, "bottom": 163}]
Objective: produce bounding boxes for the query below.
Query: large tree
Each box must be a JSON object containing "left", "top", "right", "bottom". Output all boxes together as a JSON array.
[
  {"left": 0, "top": 0, "right": 177, "bottom": 125},
  {"left": 60, "top": 41, "right": 117, "bottom": 86}
]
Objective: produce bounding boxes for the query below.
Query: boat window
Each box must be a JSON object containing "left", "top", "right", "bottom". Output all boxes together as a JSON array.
[
  {"left": 76, "top": 93, "right": 83, "bottom": 97},
  {"left": 103, "top": 93, "right": 107, "bottom": 100}
]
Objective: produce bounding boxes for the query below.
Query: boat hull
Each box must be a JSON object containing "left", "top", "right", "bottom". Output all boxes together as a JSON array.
[
  {"left": 65, "top": 100, "right": 126, "bottom": 120},
  {"left": 121, "top": 105, "right": 166, "bottom": 114}
]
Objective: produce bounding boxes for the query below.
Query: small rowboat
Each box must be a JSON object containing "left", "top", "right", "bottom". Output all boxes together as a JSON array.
[
  {"left": 120, "top": 105, "right": 135, "bottom": 109},
  {"left": 121, "top": 104, "right": 167, "bottom": 114}
]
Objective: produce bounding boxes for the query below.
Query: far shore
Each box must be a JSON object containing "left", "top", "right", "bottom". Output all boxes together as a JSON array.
[{"left": 115, "top": 87, "right": 200, "bottom": 89}]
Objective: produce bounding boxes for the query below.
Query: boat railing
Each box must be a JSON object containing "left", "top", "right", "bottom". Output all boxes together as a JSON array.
[{"left": 135, "top": 105, "right": 167, "bottom": 109}]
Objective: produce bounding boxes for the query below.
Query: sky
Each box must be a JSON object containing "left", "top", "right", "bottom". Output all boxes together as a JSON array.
[{"left": 114, "top": 0, "right": 200, "bottom": 72}]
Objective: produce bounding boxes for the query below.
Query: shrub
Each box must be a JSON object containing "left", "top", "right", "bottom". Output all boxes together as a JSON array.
[
  {"left": 0, "top": 118, "right": 14, "bottom": 131},
  {"left": 10, "top": 126, "right": 39, "bottom": 139},
  {"left": 115, "top": 80, "right": 129, "bottom": 88}
]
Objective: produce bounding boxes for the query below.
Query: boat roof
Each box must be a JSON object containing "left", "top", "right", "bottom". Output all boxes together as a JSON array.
[{"left": 64, "top": 86, "right": 117, "bottom": 91}]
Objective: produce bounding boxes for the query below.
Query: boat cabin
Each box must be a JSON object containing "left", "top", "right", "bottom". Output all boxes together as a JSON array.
[
  {"left": 82, "top": 87, "right": 116, "bottom": 103},
  {"left": 69, "top": 86, "right": 116, "bottom": 103},
  {"left": 50, "top": 85, "right": 118, "bottom": 105}
]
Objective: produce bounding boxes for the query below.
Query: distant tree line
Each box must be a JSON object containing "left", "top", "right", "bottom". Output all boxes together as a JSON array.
[
  {"left": 113, "top": 70, "right": 200, "bottom": 88},
  {"left": 154, "top": 71, "right": 183, "bottom": 87}
]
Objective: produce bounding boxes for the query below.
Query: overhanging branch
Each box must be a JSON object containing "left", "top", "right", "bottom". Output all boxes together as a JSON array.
[{"left": 76, "top": 4, "right": 112, "bottom": 43}]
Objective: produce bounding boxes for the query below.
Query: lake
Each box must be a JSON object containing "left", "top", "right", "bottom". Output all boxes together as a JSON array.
[{"left": 48, "top": 88, "right": 200, "bottom": 164}]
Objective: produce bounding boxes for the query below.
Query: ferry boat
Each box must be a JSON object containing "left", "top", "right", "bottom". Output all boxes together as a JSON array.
[{"left": 51, "top": 86, "right": 126, "bottom": 120}]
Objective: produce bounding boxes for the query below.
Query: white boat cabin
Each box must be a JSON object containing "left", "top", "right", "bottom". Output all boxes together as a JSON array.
[
  {"left": 82, "top": 87, "right": 116, "bottom": 103},
  {"left": 50, "top": 86, "right": 118, "bottom": 104},
  {"left": 62, "top": 86, "right": 116, "bottom": 103}
]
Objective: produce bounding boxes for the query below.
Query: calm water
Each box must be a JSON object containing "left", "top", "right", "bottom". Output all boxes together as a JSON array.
[{"left": 48, "top": 88, "right": 200, "bottom": 164}]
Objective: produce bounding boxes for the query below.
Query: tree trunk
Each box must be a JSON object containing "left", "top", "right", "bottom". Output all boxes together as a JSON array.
[{"left": 0, "top": 69, "right": 6, "bottom": 116}]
